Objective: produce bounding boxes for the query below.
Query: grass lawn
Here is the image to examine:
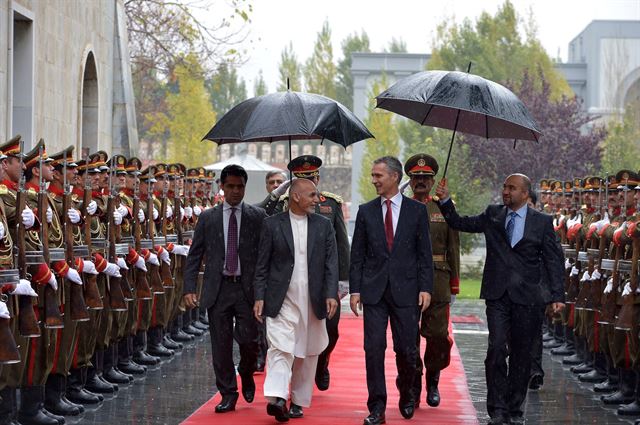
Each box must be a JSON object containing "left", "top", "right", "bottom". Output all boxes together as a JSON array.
[{"left": 458, "top": 278, "right": 481, "bottom": 299}]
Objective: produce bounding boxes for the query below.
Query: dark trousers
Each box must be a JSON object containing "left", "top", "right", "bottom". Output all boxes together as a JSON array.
[
  {"left": 317, "top": 305, "right": 341, "bottom": 373},
  {"left": 485, "top": 294, "right": 544, "bottom": 420},
  {"left": 529, "top": 306, "right": 546, "bottom": 379},
  {"left": 207, "top": 280, "right": 258, "bottom": 395},
  {"left": 364, "top": 287, "right": 419, "bottom": 414}
]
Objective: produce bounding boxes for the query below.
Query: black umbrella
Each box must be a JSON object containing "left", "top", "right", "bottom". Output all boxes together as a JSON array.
[
  {"left": 375, "top": 66, "right": 541, "bottom": 177},
  {"left": 203, "top": 90, "right": 373, "bottom": 178}
]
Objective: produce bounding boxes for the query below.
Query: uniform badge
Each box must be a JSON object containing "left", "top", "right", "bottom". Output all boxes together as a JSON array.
[
  {"left": 417, "top": 158, "right": 426, "bottom": 166},
  {"left": 319, "top": 205, "right": 332, "bottom": 214},
  {"left": 0, "top": 184, "right": 7, "bottom": 195},
  {"left": 430, "top": 212, "right": 446, "bottom": 223},
  {"left": 27, "top": 188, "right": 37, "bottom": 196}
]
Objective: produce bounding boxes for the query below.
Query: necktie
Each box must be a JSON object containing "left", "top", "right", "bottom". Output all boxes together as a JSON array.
[
  {"left": 506, "top": 211, "right": 518, "bottom": 246},
  {"left": 226, "top": 207, "right": 238, "bottom": 274},
  {"left": 384, "top": 199, "right": 394, "bottom": 252}
]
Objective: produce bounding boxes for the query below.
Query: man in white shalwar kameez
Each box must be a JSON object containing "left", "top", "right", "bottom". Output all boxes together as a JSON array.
[{"left": 254, "top": 179, "right": 339, "bottom": 422}]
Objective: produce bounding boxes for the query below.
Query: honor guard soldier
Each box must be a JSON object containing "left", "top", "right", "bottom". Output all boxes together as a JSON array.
[{"left": 403, "top": 153, "right": 460, "bottom": 408}]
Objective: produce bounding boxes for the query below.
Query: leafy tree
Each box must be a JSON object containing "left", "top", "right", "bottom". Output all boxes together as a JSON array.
[
  {"left": 206, "top": 62, "right": 247, "bottom": 116},
  {"left": 386, "top": 37, "right": 408, "bottom": 53},
  {"left": 601, "top": 101, "right": 640, "bottom": 173},
  {"left": 359, "top": 75, "right": 400, "bottom": 201},
  {"left": 253, "top": 70, "right": 268, "bottom": 96},
  {"left": 428, "top": 0, "right": 570, "bottom": 99},
  {"left": 304, "top": 20, "right": 336, "bottom": 98},
  {"left": 148, "top": 54, "right": 217, "bottom": 167},
  {"left": 336, "top": 31, "right": 370, "bottom": 109},
  {"left": 277, "top": 42, "right": 303, "bottom": 91}
]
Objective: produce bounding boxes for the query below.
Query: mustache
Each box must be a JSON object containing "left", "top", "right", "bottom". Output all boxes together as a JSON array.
[{"left": 414, "top": 184, "right": 427, "bottom": 189}]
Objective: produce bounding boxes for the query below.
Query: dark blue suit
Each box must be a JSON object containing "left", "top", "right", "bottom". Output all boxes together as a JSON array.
[
  {"left": 438, "top": 199, "right": 564, "bottom": 421},
  {"left": 350, "top": 195, "right": 433, "bottom": 414}
]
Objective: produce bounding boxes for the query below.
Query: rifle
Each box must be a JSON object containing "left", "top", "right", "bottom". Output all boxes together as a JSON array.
[
  {"left": 145, "top": 175, "right": 164, "bottom": 295},
  {"left": 15, "top": 139, "right": 40, "bottom": 337},
  {"left": 615, "top": 223, "right": 638, "bottom": 331},
  {"left": 105, "top": 162, "right": 127, "bottom": 311},
  {"left": 158, "top": 175, "right": 174, "bottom": 288},
  {"left": 0, "top": 289, "right": 20, "bottom": 363},
  {"left": 599, "top": 222, "right": 623, "bottom": 324},
  {"left": 80, "top": 151, "right": 103, "bottom": 310},
  {"left": 131, "top": 169, "right": 151, "bottom": 300},
  {"left": 38, "top": 142, "right": 64, "bottom": 329},
  {"left": 62, "top": 154, "right": 89, "bottom": 321}
]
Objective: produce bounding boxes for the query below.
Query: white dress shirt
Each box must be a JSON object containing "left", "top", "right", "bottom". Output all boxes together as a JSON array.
[
  {"left": 223, "top": 200, "right": 243, "bottom": 276},
  {"left": 381, "top": 191, "right": 403, "bottom": 235}
]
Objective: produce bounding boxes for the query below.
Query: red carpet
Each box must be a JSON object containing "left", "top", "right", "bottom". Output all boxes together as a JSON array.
[
  {"left": 182, "top": 314, "right": 478, "bottom": 424},
  {"left": 451, "top": 314, "right": 484, "bottom": 324}
]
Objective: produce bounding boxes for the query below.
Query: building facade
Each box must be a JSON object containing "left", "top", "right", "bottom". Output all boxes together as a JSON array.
[{"left": 0, "top": 0, "right": 138, "bottom": 155}]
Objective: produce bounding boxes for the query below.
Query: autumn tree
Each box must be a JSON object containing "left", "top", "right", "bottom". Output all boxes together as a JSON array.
[
  {"left": 386, "top": 37, "right": 408, "bottom": 53},
  {"left": 277, "top": 42, "right": 303, "bottom": 91},
  {"left": 304, "top": 20, "right": 336, "bottom": 98},
  {"left": 601, "top": 100, "right": 640, "bottom": 173},
  {"left": 254, "top": 70, "right": 268, "bottom": 96},
  {"left": 206, "top": 62, "right": 247, "bottom": 116},
  {"left": 336, "top": 31, "right": 370, "bottom": 109}
]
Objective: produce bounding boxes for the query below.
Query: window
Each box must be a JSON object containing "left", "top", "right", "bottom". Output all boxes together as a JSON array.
[{"left": 11, "top": 7, "right": 34, "bottom": 146}]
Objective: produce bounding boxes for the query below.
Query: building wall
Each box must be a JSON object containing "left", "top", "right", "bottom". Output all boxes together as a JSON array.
[{"left": 0, "top": 0, "right": 137, "bottom": 155}]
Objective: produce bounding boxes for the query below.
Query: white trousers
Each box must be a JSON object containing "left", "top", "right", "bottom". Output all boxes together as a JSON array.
[{"left": 263, "top": 347, "right": 319, "bottom": 407}]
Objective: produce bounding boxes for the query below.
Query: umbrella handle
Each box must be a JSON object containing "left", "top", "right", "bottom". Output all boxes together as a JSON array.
[{"left": 442, "top": 109, "right": 461, "bottom": 178}]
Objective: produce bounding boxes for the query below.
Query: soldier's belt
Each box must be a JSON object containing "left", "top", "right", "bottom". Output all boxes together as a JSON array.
[
  {"left": 49, "top": 248, "right": 65, "bottom": 262},
  {"left": 165, "top": 234, "right": 178, "bottom": 243},
  {"left": 115, "top": 243, "right": 129, "bottom": 256},
  {"left": 587, "top": 249, "right": 600, "bottom": 261},
  {"left": 140, "top": 239, "right": 153, "bottom": 249},
  {"left": 601, "top": 259, "right": 616, "bottom": 271},
  {"left": 0, "top": 269, "right": 19, "bottom": 286},
  {"left": 73, "top": 245, "right": 90, "bottom": 257},
  {"left": 564, "top": 248, "right": 577, "bottom": 259},
  {"left": 432, "top": 254, "right": 447, "bottom": 262},
  {"left": 577, "top": 251, "right": 589, "bottom": 262},
  {"left": 153, "top": 236, "right": 165, "bottom": 246},
  {"left": 182, "top": 230, "right": 194, "bottom": 240},
  {"left": 618, "top": 260, "right": 632, "bottom": 273},
  {"left": 92, "top": 238, "right": 107, "bottom": 251},
  {"left": 24, "top": 251, "right": 45, "bottom": 264},
  {"left": 120, "top": 236, "right": 134, "bottom": 246}
]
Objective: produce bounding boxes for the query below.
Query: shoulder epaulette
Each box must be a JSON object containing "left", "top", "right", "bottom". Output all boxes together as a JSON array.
[
  {"left": 321, "top": 191, "right": 343, "bottom": 203},
  {"left": 0, "top": 184, "right": 7, "bottom": 195}
]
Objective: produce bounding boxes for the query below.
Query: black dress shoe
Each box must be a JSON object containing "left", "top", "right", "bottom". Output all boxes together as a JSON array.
[
  {"left": 487, "top": 417, "right": 508, "bottom": 425},
  {"left": 528, "top": 374, "right": 543, "bottom": 390},
  {"left": 363, "top": 412, "right": 385, "bottom": 425},
  {"left": 550, "top": 344, "right": 575, "bottom": 356},
  {"left": 118, "top": 359, "right": 147, "bottom": 375},
  {"left": 183, "top": 324, "right": 204, "bottom": 336},
  {"left": 147, "top": 343, "right": 174, "bottom": 358},
  {"left": 426, "top": 371, "right": 441, "bottom": 407},
  {"left": 215, "top": 393, "right": 239, "bottom": 413},
  {"left": 601, "top": 390, "right": 635, "bottom": 405},
  {"left": 162, "top": 335, "right": 183, "bottom": 350},
  {"left": 267, "top": 397, "right": 289, "bottom": 422},
  {"left": 315, "top": 367, "right": 330, "bottom": 391},
  {"left": 399, "top": 401, "right": 414, "bottom": 419},
  {"left": 570, "top": 362, "right": 593, "bottom": 374},
  {"left": 562, "top": 353, "right": 583, "bottom": 365},
  {"left": 240, "top": 374, "right": 255, "bottom": 403},
  {"left": 171, "top": 329, "right": 195, "bottom": 342},
  {"left": 288, "top": 403, "right": 304, "bottom": 418}
]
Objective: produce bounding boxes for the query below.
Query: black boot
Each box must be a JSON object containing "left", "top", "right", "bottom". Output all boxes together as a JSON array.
[
  {"left": 562, "top": 334, "right": 585, "bottom": 365},
  {"left": 618, "top": 371, "right": 640, "bottom": 415},
  {"left": 162, "top": 333, "right": 183, "bottom": 351},
  {"left": 571, "top": 348, "right": 595, "bottom": 374},
  {"left": 198, "top": 307, "right": 209, "bottom": 327},
  {"left": 171, "top": 315, "right": 194, "bottom": 343},
  {"left": 551, "top": 326, "right": 576, "bottom": 356},
  {"left": 594, "top": 362, "right": 619, "bottom": 393},
  {"left": 133, "top": 331, "right": 161, "bottom": 365},
  {"left": 66, "top": 368, "right": 102, "bottom": 405},
  {"left": 426, "top": 370, "right": 441, "bottom": 407},
  {"left": 183, "top": 311, "right": 204, "bottom": 336},
  {"left": 146, "top": 327, "right": 174, "bottom": 358},
  {"left": 192, "top": 308, "right": 208, "bottom": 330},
  {"left": 44, "top": 374, "right": 81, "bottom": 416},
  {"left": 579, "top": 352, "right": 607, "bottom": 383},
  {"left": 86, "top": 351, "right": 117, "bottom": 394},
  {"left": 118, "top": 336, "right": 147, "bottom": 375},
  {"left": 602, "top": 368, "right": 635, "bottom": 405},
  {"left": 17, "top": 386, "right": 60, "bottom": 425},
  {"left": 315, "top": 353, "right": 330, "bottom": 391},
  {"left": 0, "top": 386, "right": 19, "bottom": 425},
  {"left": 103, "top": 344, "right": 133, "bottom": 384}
]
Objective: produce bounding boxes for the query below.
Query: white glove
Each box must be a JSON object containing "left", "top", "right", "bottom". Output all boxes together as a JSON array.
[
  {"left": 22, "top": 207, "right": 35, "bottom": 229},
  {"left": 134, "top": 256, "right": 147, "bottom": 272},
  {"left": 11, "top": 279, "right": 37, "bottom": 297},
  {"left": 147, "top": 252, "right": 160, "bottom": 266},
  {"left": 137, "top": 209, "right": 145, "bottom": 223},
  {"left": 622, "top": 282, "right": 632, "bottom": 297},
  {"left": 604, "top": 278, "right": 614, "bottom": 294},
  {"left": 157, "top": 248, "right": 170, "bottom": 264},
  {"left": 193, "top": 205, "right": 202, "bottom": 217},
  {"left": 0, "top": 221, "right": 4, "bottom": 240},
  {"left": 591, "top": 269, "right": 601, "bottom": 280},
  {"left": 66, "top": 268, "right": 83, "bottom": 285},
  {"left": 399, "top": 180, "right": 410, "bottom": 194},
  {"left": 570, "top": 266, "right": 579, "bottom": 277},
  {"left": 48, "top": 274, "right": 58, "bottom": 291},
  {"left": 46, "top": 206, "right": 53, "bottom": 223},
  {"left": 450, "top": 294, "right": 457, "bottom": 305},
  {"left": 113, "top": 210, "right": 123, "bottom": 225},
  {"left": 117, "top": 204, "right": 128, "bottom": 218},
  {"left": 272, "top": 179, "right": 291, "bottom": 198},
  {"left": 82, "top": 260, "right": 98, "bottom": 275},
  {"left": 86, "top": 200, "right": 98, "bottom": 215},
  {"left": 165, "top": 205, "right": 173, "bottom": 219},
  {"left": 152, "top": 207, "right": 159, "bottom": 221},
  {"left": 564, "top": 258, "right": 572, "bottom": 270},
  {"left": 67, "top": 208, "right": 81, "bottom": 224},
  {"left": 580, "top": 271, "right": 591, "bottom": 282},
  {"left": 0, "top": 300, "right": 9, "bottom": 319},
  {"left": 103, "top": 262, "right": 121, "bottom": 278},
  {"left": 170, "top": 244, "right": 190, "bottom": 256},
  {"left": 116, "top": 257, "right": 129, "bottom": 270},
  {"left": 183, "top": 206, "right": 193, "bottom": 219},
  {"left": 180, "top": 206, "right": 185, "bottom": 220},
  {"left": 595, "top": 217, "right": 610, "bottom": 231}
]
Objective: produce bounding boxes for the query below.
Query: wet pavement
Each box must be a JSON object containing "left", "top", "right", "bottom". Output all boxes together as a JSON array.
[{"left": 81, "top": 300, "right": 639, "bottom": 424}]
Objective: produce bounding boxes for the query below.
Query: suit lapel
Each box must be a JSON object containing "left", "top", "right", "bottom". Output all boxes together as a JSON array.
[
  {"left": 280, "top": 213, "right": 295, "bottom": 256},
  {"left": 238, "top": 204, "right": 250, "bottom": 253},
  {"left": 373, "top": 198, "right": 390, "bottom": 252},
  {"left": 307, "top": 214, "right": 317, "bottom": 262},
  {"left": 496, "top": 206, "right": 510, "bottom": 246},
  {"left": 214, "top": 206, "right": 224, "bottom": 248},
  {"left": 391, "top": 196, "right": 410, "bottom": 254}
]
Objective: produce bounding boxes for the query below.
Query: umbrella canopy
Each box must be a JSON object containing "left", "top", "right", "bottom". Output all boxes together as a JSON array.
[
  {"left": 203, "top": 91, "right": 374, "bottom": 148},
  {"left": 376, "top": 70, "right": 541, "bottom": 141}
]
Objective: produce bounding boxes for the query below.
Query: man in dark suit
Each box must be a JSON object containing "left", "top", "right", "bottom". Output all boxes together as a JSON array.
[
  {"left": 435, "top": 174, "right": 565, "bottom": 425},
  {"left": 183, "top": 164, "right": 267, "bottom": 414},
  {"left": 253, "top": 178, "right": 339, "bottom": 421},
  {"left": 350, "top": 156, "right": 434, "bottom": 425}
]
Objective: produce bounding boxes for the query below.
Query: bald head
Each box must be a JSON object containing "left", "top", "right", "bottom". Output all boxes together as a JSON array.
[
  {"left": 289, "top": 178, "right": 319, "bottom": 215},
  {"left": 503, "top": 173, "right": 531, "bottom": 210}
]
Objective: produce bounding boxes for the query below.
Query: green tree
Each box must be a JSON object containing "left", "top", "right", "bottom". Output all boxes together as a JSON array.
[
  {"left": 428, "top": 0, "right": 570, "bottom": 98},
  {"left": 149, "top": 55, "right": 217, "bottom": 167},
  {"left": 336, "top": 31, "right": 370, "bottom": 109},
  {"left": 359, "top": 75, "right": 400, "bottom": 201},
  {"left": 386, "top": 37, "right": 408, "bottom": 53},
  {"left": 601, "top": 101, "right": 640, "bottom": 173},
  {"left": 253, "top": 70, "right": 268, "bottom": 96},
  {"left": 206, "top": 62, "right": 247, "bottom": 116},
  {"left": 304, "top": 20, "right": 336, "bottom": 98},
  {"left": 277, "top": 42, "right": 303, "bottom": 91}
]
